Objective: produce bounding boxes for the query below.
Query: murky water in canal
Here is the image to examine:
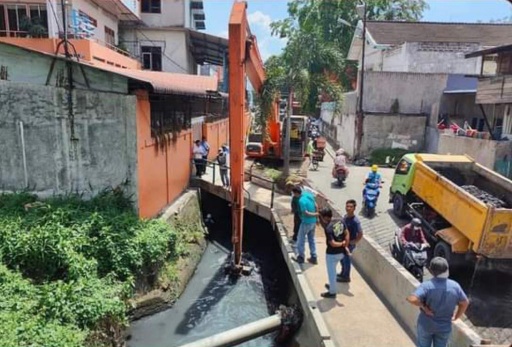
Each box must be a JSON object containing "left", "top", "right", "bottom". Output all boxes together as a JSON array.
[{"left": 127, "top": 194, "right": 295, "bottom": 347}]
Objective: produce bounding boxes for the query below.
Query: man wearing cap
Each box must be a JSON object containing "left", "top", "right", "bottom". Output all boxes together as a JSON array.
[
  {"left": 366, "top": 164, "right": 383, "bottom": 186},
  {"left": 407, "top": 257, "right": 469, "bottom": 347}
]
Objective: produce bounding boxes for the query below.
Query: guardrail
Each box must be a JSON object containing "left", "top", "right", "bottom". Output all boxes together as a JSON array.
[{"left": 194, "top": 159, "right": 277, "bottom": 209}]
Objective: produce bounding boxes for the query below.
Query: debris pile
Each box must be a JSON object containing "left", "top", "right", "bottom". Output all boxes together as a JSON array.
[{"left": 461, "top": 185, "right": 508, "bottom": 208}]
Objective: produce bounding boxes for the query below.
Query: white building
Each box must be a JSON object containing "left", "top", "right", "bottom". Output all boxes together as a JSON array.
[{"left": 120, "top": 0, "right": 227, "bottom": 74}]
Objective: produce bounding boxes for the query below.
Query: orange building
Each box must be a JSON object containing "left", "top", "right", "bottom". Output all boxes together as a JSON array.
[{"left": 0, "top": 41, "right": 228, "bottom": 218}]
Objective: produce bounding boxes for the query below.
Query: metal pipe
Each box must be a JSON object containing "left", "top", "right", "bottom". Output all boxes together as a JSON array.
[
  {"left": 177, "top": 313, "right": 282, "bottom": 347},
  {"left": 19, "top": 121, "right": 28, "bottom": 188}
]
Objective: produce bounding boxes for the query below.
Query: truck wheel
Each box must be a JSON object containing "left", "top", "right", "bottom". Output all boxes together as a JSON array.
[
  {"left": 433, "top": 241, "right": 452, "bottom": 264},
  {"left": 392, "top": 194, "right": 406, "bottom": 218}
]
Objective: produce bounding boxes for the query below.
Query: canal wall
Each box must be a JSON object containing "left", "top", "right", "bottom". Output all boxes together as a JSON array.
[
  {"left": 311, "top": 192, "right": 483, "bottom": 347},
  {"left": 196, "top": 180, "right": 335, "bottom": 347},
  {"left": 198, "top": 178, "right": 483, "bottom": 347}
]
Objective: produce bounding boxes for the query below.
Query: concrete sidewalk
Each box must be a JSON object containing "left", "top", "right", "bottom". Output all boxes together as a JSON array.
[{"left": 280, "top": 213, "right": 414, "bottom": 347}]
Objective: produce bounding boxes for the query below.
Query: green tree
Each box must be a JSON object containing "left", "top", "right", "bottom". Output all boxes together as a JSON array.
[{"left": 266, "top": 0, "right": 428, "bottom": 113}]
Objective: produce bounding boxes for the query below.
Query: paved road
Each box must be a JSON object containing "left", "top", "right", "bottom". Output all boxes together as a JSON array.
[{"left": 307, "top": 147, "right": 407, "bottom": 251}]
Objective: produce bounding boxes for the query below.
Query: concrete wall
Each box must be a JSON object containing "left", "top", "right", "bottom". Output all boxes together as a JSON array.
[
  {"left": 320, "top": 94, "right": 357, "bottom": 156},
  {"left": 72, "top": 0, "right": 120, "bottom": 44},
  {"left": 437, "top": 134, "right": 512, "bottom": 170},
  {"left": 364, "top": 42, "right": 482, "bottom": 75},
  {"left": 361, "top": 113, "right": 426, "bottom": 155},
  {"left": 363, "top": 71, "right": 449, "bottom": 114},
  {"left": 0, "top": 80, "right": 138, "bottom": 201},
  {"left": 140, "top": 0, "right": 185, "bottom": 27},
  {"left": 405, "top": 42, "right": 481, "bottom": 74}
]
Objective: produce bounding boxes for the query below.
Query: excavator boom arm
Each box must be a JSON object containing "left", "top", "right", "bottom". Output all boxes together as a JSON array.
[{"left": 228, "top": 1, "right": 266, "bottom": 267}]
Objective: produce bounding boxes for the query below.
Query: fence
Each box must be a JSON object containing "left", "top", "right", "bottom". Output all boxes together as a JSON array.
[{"left": 193, "top": 159, "right": 276, "bottom": 209}]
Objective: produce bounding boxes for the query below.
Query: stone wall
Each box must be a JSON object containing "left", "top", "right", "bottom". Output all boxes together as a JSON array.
[{"left": 0, "top": 81, "right": 138, "bottom": 202}]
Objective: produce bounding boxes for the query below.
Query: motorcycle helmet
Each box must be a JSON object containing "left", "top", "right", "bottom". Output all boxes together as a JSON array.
[
  {"left": 371, "top": 164, "right": 378, "bottom": 172},
  {"left": 412, "top": 218, "right": 422, "bottom": 229},
  {"left": 336, "top": 148, "right": 345, "bottom": 156}
]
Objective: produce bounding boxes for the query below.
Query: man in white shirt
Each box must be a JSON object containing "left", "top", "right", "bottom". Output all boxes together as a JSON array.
[{"left": 193, "top": 140, "right": 206, "bottom": 177}]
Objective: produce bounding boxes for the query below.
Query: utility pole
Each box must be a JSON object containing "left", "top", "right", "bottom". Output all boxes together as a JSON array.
[
  {"left": 356, "top": 2, "right": 367, "bottom": 158},
  {"left": 283, "top": 87, "right": 292, "bottom": 177}
]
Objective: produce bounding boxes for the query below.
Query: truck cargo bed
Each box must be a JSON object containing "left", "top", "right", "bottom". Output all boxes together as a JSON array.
[{"left": 412, "top": 156, "right": 512, "bottom": 258}]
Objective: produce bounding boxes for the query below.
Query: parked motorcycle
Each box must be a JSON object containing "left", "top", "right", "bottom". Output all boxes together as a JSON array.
[
  {"left": 362, "top": 181, "right": 380, "bottom": 217},
  {"left": 332, "top": 165, "right": 349, "bottom": 186},
  {"left": 390, "top": 230, "right": 429, "bottom": 281}
]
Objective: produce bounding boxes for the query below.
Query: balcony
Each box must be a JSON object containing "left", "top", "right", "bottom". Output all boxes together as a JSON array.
[
  {"left": 476, "top": 75, "right": 512, "bottom": 104},
  {"left": 89, "top": 0, "right": 141, "bottom": 21},
  {"left": 0, "top": 36, "right": 141, "bottom": 69}
]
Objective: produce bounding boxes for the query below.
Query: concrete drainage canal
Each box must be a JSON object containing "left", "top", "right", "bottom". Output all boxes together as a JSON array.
[{"left": 127, "top": 192, "right": 305, "bottom": 347}]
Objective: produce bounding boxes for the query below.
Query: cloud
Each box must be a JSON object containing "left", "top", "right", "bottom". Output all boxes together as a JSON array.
[{"left": 248, "top": 11, "right": 273, "bottom": 33}]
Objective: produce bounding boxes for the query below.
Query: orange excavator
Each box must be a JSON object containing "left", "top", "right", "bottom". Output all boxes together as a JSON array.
[{"left": 228, "top": 1, "right": 270, "bottom": 272}]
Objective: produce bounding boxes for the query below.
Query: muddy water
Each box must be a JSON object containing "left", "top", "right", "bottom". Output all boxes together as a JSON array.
[{"left": 127, "top": 195, "right": 296, "bottom": 347}]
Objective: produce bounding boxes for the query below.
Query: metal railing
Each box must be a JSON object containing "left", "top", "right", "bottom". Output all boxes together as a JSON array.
[{"left": 193, "top": 159, "right": 277, "bottom": 209}]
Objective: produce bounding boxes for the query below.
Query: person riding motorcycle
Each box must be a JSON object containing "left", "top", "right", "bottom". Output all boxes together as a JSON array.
[
  {"left": 332, "top": 148, "right": 348, "bottom": 177},
  {"left": 366, "top": 164, "right": 383, "bottom": 186},
  {"left": 400, "top": 218, "right": 429, "bottom": 249}
]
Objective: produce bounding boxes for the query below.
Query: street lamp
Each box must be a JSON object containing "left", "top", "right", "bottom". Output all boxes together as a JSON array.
[{"left": 355, "top": 2, "right": 367, "bottom": 158}]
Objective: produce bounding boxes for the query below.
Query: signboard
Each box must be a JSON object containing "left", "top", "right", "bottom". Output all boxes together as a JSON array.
[{"left": 70, "top": 9, "right": 95, "bottom": 38}]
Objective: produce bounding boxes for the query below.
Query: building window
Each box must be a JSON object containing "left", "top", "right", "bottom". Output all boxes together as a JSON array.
[
  {"left": 150, "top": 95, "right": 192, "bottom": 136},
  {"left": 141, "top": 0, "right": 161, "bottom": 13},
  {"left": 0, "top": 4, "right": 48, "bottom": 37},
  {"left": 104, "top": 26, "right": 115, "bottom": 46},
  {"left": 141, "top": 46, "right": 162, "bottom": 71}
]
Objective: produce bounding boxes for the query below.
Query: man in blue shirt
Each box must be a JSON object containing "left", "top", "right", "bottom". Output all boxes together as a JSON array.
[
  {"left": 338, "top": 199, "right": 363, "bottom": 282},
  {"left": 407, "top": 257, "right": 469, "bottom": 347},
  {"left": 292, "top": 186, "right": 318, "bottom": 264}
]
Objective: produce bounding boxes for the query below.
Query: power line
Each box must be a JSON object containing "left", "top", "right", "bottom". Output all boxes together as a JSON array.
[{"left": 135, "top": 29, "right": 189, "bottom": 73}]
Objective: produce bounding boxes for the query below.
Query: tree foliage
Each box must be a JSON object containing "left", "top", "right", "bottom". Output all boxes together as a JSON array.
[{"left": 258, "top": 0, "right": 428, "bottom": 116}]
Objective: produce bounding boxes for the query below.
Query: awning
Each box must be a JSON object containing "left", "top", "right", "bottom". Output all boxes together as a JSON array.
[
  {"left": 96, "top": 65, "right": 220, "bottom": 96},
  {"left": 443, "top": 75, "right": 478, "bottom": 94},
  {"left": 188, "top": 29, "right": 228, "bottom": 66},
  {"left": 465, "top": 43, "right": 512, "bottom": 59}
]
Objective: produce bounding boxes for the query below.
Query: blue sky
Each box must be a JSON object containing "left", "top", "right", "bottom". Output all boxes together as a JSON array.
[{"left": 204, "top": 0, "right": 512, "bottom": 60}]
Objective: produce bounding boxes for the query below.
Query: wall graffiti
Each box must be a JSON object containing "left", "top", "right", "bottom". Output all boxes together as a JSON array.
[{"left": 388, "top": 133, "right": 418, "bottom": 150}]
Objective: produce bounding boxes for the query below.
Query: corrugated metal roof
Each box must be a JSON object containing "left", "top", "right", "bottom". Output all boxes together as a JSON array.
[
  {"left": 366, "top": 21, "right": 512, "bottom": 47},
  {"left": 0, "top": 40, "right": 219, "bottom": 96},
  {"left": 94, "top": 65, "right": 219, "bottom": 96},
  {"left": 443, "top": 74, "right": 478, "bottom": 94}
]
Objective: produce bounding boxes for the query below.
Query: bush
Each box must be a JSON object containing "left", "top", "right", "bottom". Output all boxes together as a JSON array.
[{"left": 0, "top": 190, "right": 184, "bottom": 347}]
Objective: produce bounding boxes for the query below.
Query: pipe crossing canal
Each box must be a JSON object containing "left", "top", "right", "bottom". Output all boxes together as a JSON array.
[{"left": 127, "top": 192, "right": 305, "bottom": 347}]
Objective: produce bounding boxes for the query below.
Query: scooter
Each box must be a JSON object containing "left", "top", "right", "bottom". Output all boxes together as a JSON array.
[
  {"left": 362, "top": 181, "right": 380, "bottom": 217},
  {"left": 390, "top": 230, "right": 429, "bottom": 282},
  {"left": 332, "top": 165, "right": 349, "bottom": 186}
]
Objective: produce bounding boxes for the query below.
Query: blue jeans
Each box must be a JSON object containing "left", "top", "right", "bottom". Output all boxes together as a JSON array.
[
  {"left": 417, "top": 322, "right": 451, "bottom": 347},
  {"left": 220, "top": 168, "right": 229, "bottom": 186},
  {"left": 297, "top": 222, "right": 317, "bottom": 259},
  {"left": 326, "top": 253, "right": 344, "bottom": 294},
  {"left": 340, "top": 244, "right": 356, "bottom": 278}
]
